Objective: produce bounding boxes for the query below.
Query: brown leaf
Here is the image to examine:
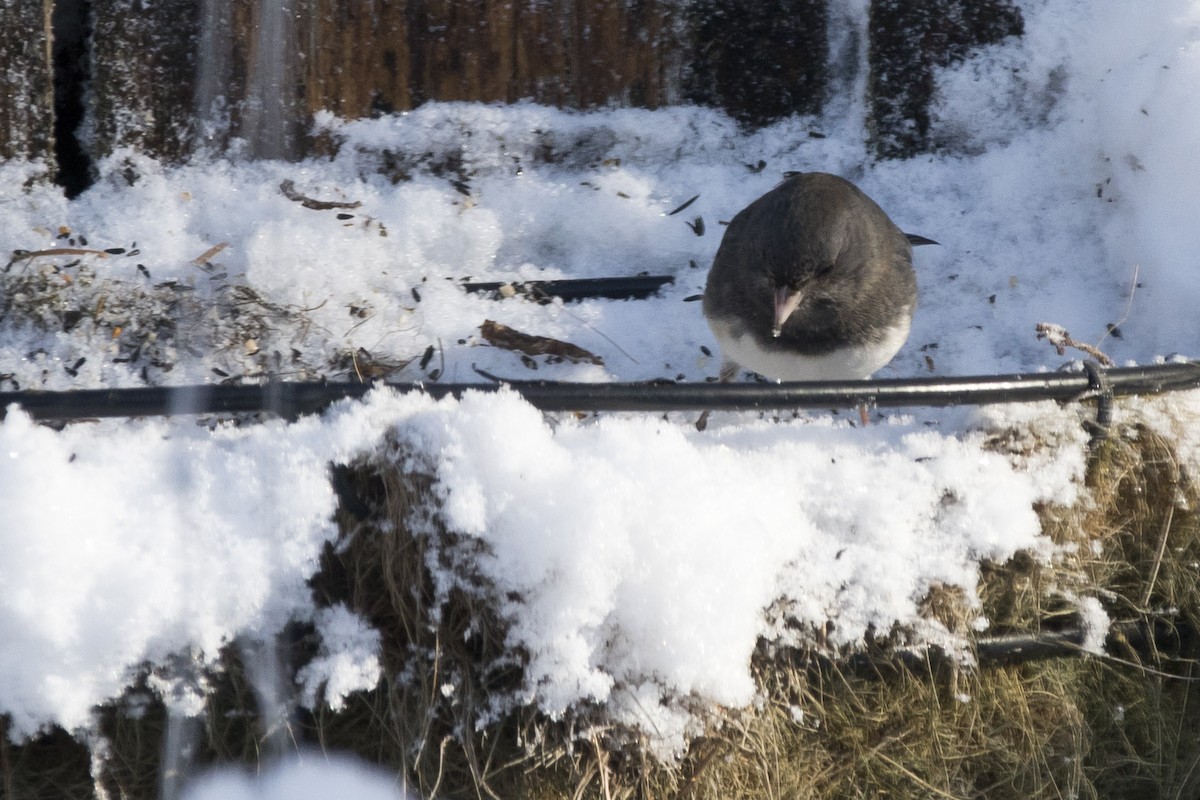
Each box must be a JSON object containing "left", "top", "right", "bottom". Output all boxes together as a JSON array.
[{"left": 479, "top": 320, "right": 603, "bottom": 365}]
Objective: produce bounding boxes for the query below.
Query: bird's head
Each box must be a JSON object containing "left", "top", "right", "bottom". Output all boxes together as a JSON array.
[{"left": 769, "top": 261, "right": 835, "bottom": 337}]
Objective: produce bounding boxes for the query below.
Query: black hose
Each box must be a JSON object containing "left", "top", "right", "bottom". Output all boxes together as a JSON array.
[
  {"left": 805, "top": 618, "right": 1198, "bottom": 677},
  {"left": 2, "top": 361, "right": 1199, "bottom": 422}
]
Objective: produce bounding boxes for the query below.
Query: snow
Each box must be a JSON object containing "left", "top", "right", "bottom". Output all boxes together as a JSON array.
[
  {"left": 182, "top": 753, "right": 413, "bottom": 800},
  {"left": 3, "top": 0, "right": 1200, "bottom": 785},
  {"left": 1077, "top": 596, "right": 1112, "bottom": 655},
  {"left": 297, "top": 604, "right": 383, "bottom": 712}
]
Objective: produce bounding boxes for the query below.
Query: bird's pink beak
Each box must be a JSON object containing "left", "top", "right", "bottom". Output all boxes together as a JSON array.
[{"left": 772, "top": 286, "right": 803, "bottom": 338}]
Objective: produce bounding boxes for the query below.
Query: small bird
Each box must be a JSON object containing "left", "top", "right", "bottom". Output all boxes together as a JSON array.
[{"left": 699, "top": 172, "right": 930, "bottom": 428}]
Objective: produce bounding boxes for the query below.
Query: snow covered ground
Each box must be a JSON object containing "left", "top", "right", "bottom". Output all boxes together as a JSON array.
[{"left": 4, "top": 0, "right": 1200, "bottom": 794}]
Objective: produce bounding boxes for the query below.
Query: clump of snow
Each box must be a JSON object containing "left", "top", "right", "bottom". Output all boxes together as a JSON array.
[
  {"left": 388, "top": 389, "right": 1074, "bottom": 752},
  {"left": 0, "top": 390, "right": 420, "bottom": 738},
  {"left": 182, "top": 753, "right": 412, "bottom": 800},
  {"left": 297, "top": 604, "right": 383, "bottom": 712},
  {"left": 1077, "top": 596, "right": 1111, "bottom": 655}
]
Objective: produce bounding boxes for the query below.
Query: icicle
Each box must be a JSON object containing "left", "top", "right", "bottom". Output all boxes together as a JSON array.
[
  {"left": 238, "top": 635, "right": 297, "bottom": 759},
  {"left": 194, "top": 0, "right": 233, "bottom": 152},
  {"left": 824, "top": 0, "right": 872, "bottom": 144},
  {"left": 242, "top": 0, "right": 302, "bottom": 159}
]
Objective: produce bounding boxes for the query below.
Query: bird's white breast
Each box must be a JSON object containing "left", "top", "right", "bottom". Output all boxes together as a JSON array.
[{"left": 708, "top": 313, "right": 912, "bottom": 381}]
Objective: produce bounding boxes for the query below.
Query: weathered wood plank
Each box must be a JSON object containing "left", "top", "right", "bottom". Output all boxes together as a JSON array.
[
  {"left": 53, "top": 0, "right": 1028, "bottom": 169},
  {"left": 869, "top": 0, "right": 1023, "bottom": 157},
  {"left": 0, "top": 0, "right": 55, "bottom": 166},
  {"left": 89, "top": 0, "right": 200, "bottom": 163}
]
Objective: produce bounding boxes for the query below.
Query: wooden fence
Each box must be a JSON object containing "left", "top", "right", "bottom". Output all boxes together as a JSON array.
[{"left": 0, "top": 0, "right": 1022, "bottom": 189}]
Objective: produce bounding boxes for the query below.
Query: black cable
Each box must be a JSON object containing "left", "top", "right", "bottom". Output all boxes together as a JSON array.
[
  {"left": 804, "top": 618, "right": 1198, "bottom": 677},
  {"left": 2, "top": 361, "right": 1199, "bottom": 422}
]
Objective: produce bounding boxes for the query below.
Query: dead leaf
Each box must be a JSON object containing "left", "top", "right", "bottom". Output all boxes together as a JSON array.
[{"left": 480, "top": 320, "right": 603, "bottom": 365}]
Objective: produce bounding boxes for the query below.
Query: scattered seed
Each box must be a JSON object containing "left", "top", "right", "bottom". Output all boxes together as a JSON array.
[
  {"left": 104, "top": 247, "right": 126, "bottom": 255},
  {"left": 667, "top": 194, "right": 700, "bottom": 216},
  {"left": 419, "top": 344, "right": 435, "bottom": 370},
  {"left": 700, "top": 345, "right": 712, "bottom": 357},
  {"left": 683, "top": 294, "right": 703, "bottom": 302},
  {"left": 686, "top": 216, "right": 705, "bottom": 236}
]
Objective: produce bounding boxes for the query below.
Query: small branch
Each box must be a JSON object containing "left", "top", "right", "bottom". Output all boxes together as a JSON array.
[
  {"left": 1142, "top": 504, "right": 1174, "bottom": 608},
  {"left": 279, "top": 179, "right": 362, "bottom": 211},
  {"left": 1035, "top": 322, "right": 1114, "bottom": 366},
  {"left": 1096, "top": 262, "right": 1140, "bottom": 349},
  {"left": 10, "top": 247, "right": 110, "bottom": 262},
  {"left": 192, "top": 241, "right": 229, "bottom": 266}
]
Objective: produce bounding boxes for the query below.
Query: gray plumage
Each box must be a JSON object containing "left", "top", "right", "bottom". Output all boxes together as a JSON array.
[{"left": 702, "top": 172, "right": 918, "bottom": 382}]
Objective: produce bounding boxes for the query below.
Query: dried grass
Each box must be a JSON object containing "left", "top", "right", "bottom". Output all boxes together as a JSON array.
[{"left": 5, "top": 404, "right": 1200, "bottom": 800}]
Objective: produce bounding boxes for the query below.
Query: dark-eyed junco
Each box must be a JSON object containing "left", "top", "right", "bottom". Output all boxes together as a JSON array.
[
  {"left": 696, "top": 172, "right": 933, "bottom": 429},
  {"left": 703, "top": 172, "right": 925, "bottom": 384}
]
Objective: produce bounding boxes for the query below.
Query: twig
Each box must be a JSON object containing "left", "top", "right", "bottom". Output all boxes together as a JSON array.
[
  {"left": 192, "top": 242, "right": 229, "bottom": 266},
  {"left": 874, "top": 750, "right": 968, "bottom": 800},
  {"left": 10, "top": 247, "right": 110, "bottom": 261},
  {"left": 1096, "top": 262, "right": 1140, "bottom": 350},
  {"left": 1142, "top": 504, "right": 1174, "bottom": 608},
  {"left": 591, "top": 733, "right": 614, "bottom": 800},
  {"left": 279, "top": 179, "right": 362, "bottom": 211},
  {"left": 1035, "top": 322, "right": 1114, "bottom": 366}
]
